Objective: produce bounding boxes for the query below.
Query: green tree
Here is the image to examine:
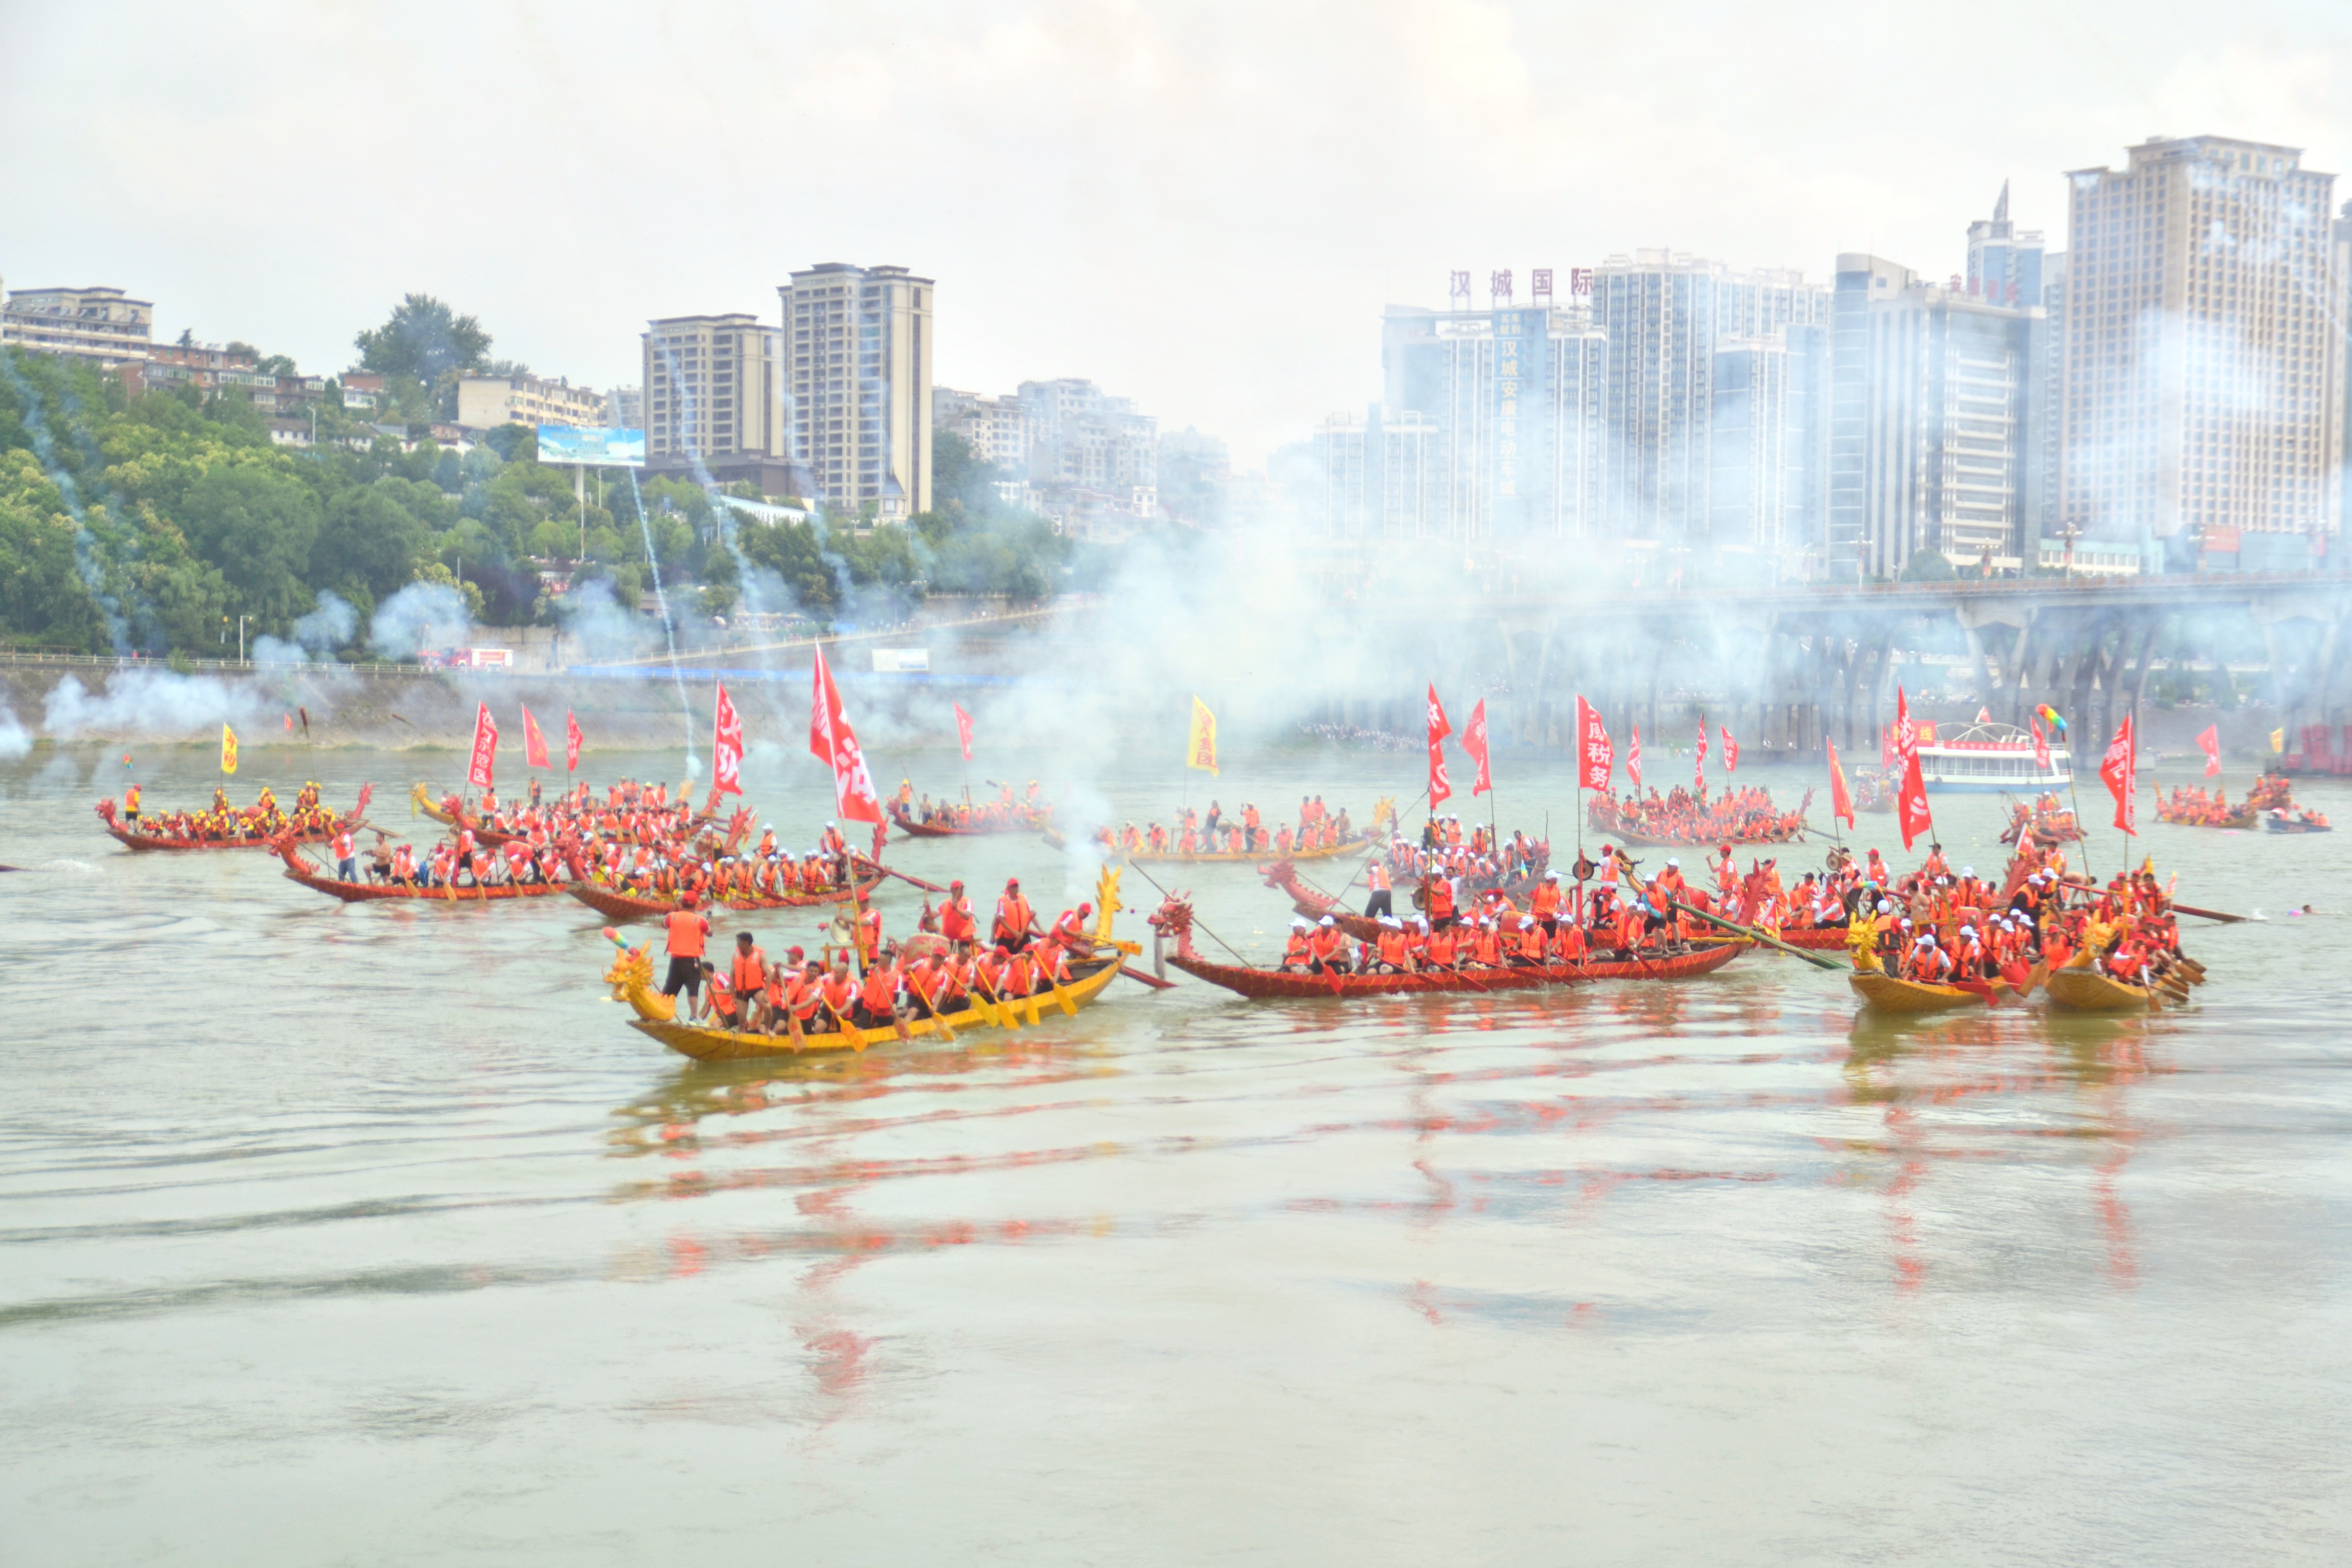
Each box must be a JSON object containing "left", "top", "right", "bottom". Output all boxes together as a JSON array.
[
  {"left": 1899, "top": 548, "right": 1957, "bottom": 583},
  {"left": 178, "top": 465, "right": 322, "bottom": 622},
  {"left": 354, "top": 293, "right": 494, "bottom": 384},
  {"left": 314, "top": 479, "right": 430, "bottom": 601}
]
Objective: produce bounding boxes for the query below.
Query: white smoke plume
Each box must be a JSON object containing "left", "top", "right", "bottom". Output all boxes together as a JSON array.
[
  {"left": 0, "top": 701, "right": 31, "bottom": 760},
  {"left": 252, "top": 590, "right": 359, "bottom": 666},
  {"left": 370, "top": 582, "right": 474, "bottom": 660},
  {"left": 41, "top": 671, "right": 267, "bottom": 739},
  {"left": 555, "top": 578, "right": 659, "bottom": 664}
]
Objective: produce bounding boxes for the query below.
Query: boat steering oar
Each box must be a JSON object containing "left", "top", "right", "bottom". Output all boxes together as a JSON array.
[
  {"left": 1662, "top": 897, "right": 1844, "bottom": 972},
  {"left": 854, "top": 855, "right": 947, "bottom": 896}
]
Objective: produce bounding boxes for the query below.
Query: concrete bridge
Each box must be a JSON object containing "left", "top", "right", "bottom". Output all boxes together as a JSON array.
[{"left": 1351, "top": 571, "right": 2352, "bottom": 773}]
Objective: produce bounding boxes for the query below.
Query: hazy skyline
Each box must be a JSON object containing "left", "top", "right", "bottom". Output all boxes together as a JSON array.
[{"left": 6, "top": 0, "right": 2348, "bottom": 465}]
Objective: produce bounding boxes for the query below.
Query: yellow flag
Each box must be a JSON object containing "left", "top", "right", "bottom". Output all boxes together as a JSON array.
[
  {"left": 220, "top": 723, "right": 239, "bottom": 775},
  {"left": 2269, "top": 728, "right": 2285, "bottom": 754},
  {"left": 1186, "top": 697, "right": 1218, "bottom": 776}
]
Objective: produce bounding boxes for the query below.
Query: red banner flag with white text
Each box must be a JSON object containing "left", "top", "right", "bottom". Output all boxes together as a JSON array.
[
  {"left": 1627, "top": 723, "right": 1643, "bottom": 790},
  {"left": 953, "top": 702, "right": 974, "bottom": 763},
  {"left": 810, "top": 646, "right": 884, "bottom": 823},
  {"left": 2030, "top": 717, "right": 2051, "bottom": 772},
  {"left": 1426, "top": 683, "right": 1454, "bottom": 810},
  {"left": 2100, "top": 714, "right": 2137, "bottom": 835},
  {"left": 1893, "top": 687, "right": 1919, "bottom": 767},
  {"left": 712, "top": 680, "right": 745, "bottom": 798},
  {"left": 466, "top": 702, "right": 498, "bottom": 790},
  {"left": 1826, "top": 739, "right": 1854, "bottom": 828},
  {"left": 1896, "top": 751, "right": 1932, "bottom": 851},
  {"left": 1464, "top": 699, "right": 1491, "bottom": 797},
  {"left": 565, "top": 710, "right": 582, "bottom": 773},
  {"left": 2195, "top": 723, "right": 2221, "bottom": 778},
  {"left": 1695, "top": 719, "right": 1707, "bottom": 790},
  {"left": 1721, "top": 726, "right": 1738, "bottom": 773},
  {"left": 521, "top": 705, "right": 550, "bottom": 770},
  {"left": 1574, "top": 696, "right": 1612, "bottom": 792}
]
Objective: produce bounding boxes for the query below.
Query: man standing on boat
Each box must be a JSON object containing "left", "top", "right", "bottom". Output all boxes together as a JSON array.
[
  {"left": 1364, "top": 859, "right": 1393, "bottom": 920},
  {"left": 663, "top": 894, "right": 712, "bottom": 1021}
]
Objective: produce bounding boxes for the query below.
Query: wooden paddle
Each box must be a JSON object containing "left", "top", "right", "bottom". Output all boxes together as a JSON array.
[
  {"left": 1663, "top": 896, "right": 1843, "bottom": 972},
  {"left": 855, "top": 855, "right": 947, "bottom": 895}
]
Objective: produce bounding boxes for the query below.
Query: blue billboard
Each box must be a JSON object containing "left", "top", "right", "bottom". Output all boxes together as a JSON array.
[{"left": 536, "top": 426, "right": 645, "bottom": 467}]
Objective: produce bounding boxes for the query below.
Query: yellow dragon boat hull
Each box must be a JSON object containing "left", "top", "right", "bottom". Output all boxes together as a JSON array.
[
  {"left": 617, "top": 953, "right": 1123, "bottom": 1060},
  {"left": 1848, "top": 972, "right": 1989, "bottom": 1013},
  {"left": 2044, "top": 967, "right": 2159, "bottom": 1011},
  {"left": 599, "top": 864, "right": 1141, "bottom": 1060}
]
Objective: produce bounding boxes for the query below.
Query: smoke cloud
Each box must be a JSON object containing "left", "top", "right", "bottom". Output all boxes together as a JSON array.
[
  {"left": 41, "top": 670, "right": 267, "bottom": 739},
  {"left": 253, "top": 590, "right": 359, "bottom": 665},
  {"left": 370, "top": 582, "right": 474, "bottom": 660},
  {"left": 0, "top": 702, "right": 31, "bottom": 760}
]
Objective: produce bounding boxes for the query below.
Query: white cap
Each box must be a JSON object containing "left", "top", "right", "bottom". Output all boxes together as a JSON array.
[
  {"left": 1319, "top": 916, "right": 1335, "bottom": 926},
  {"left": 1915, "top": 935, "right": 1935, "bottom": 947},
  {"left": 1876, "top": 899, "right": 1893, "bottom": 913},
  {"left": 1290, "top": 917, "right": 1309, "bottom": 929},
  {"left": 1667, "top": 857, "right": 1680, "bottom": 867}
]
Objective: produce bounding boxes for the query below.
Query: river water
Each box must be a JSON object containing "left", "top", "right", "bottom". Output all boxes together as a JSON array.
[{"left": 4, "top": 742, "right": 2349, "bottom": 1565}]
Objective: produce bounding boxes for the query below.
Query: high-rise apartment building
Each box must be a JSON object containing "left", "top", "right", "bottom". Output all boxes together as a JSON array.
[
  {"left": 934, "top": 386, "right": 1032, "bottom": 471},
  {"left": 1016, "top": 378, "right": 1157, "bottom": 507},
  {"left": 1710, "top": 323, "right": 1833, "bottom": 567},
  {"left": 1378, "top": 295, "right": 1607, "bottom": 541},
  {"left": 642, "top": 313, "right": 792, "bottom": 492},
  {"left": 1967, "top": 182, "right": 2046, "bottom": 308},
  {"left": 1, "top": 284, "right": 153, "bottom": 367},
  {"left": 2059, "top": 135, "right": 2347, "bottom": 566},
  {"left": 608, "top": 386, "right": 643, "bottom": 430},
  {"left": 1591, "top": 253, "right": 1830, "bottom": 543},
  {"left": 780, "top": 264, "right": 934, "bottom": 524},
  {"left": 1827, "top": 254, "right": 2043, "bottom": 579}
]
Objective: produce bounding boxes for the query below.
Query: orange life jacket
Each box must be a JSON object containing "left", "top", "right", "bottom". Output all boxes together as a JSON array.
[{"left": 664, "top": 911, "right": 708, "bottom": 959}]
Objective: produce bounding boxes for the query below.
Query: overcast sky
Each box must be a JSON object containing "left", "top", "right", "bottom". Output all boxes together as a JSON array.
[{"left": 5, "top": 0, "right": 2347, "bottom": 464}]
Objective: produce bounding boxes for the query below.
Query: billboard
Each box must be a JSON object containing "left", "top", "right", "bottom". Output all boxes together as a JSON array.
[
  {"left": 535, "top": 426, "right": 645, "bottom": 467},
  {"left": 871, "top": 648, "right": 930, "bottom": 674}
]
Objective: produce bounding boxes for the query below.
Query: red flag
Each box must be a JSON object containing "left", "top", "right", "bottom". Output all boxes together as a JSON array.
[
  {"left": 1627, "top": 723, "right": 1643, "bottom": 789},
  {"left": 565, "top": 711, "right": 582, "bottom": 773},
  {"left": 466, "top": 702, "right": 498, "bottom": 789},
  {"left": 355, "top": 782, "right": 374, "bottom": 821},
  {"left": 1426, "top": 683, "right": 1453, "bottom": 809},
  {"left": 1695, "top": 718, "right": 1707, "bottom": 790},
  {"left": 1573, "top": 696, "right": 1612, "bottom": 792},
  {"left": 1893, "top": 687, "right": 1918, "bottom": 766},
  {"left": 1896, "top": 751, "right": 1932, "bottom": 850},
  {"left": 809, "top": 646, "right": 884, "bottom": 823},
  {"left": 2100, "top": 714, "right": 2137, "bottom": 835},
  {"left": 1720, "top": 726, "right": 1737, "bottom": 773},
  {"left": 2030, "top": 718, "right": 2051, "bottom": 772},
  {"left": 283, "top": 713, "right": 292, "bottom": 733},
  {"left": 1826, "top": 739, "right": 1854, "bottom": 828},
  {"left": 521, "top": 705, "right": 550, "bottom": 770},
  {"left": 2195, "top": 723, "right": 2221, "bottom": 778},
  {"left": 1880, "top": 722, "right": 1894, "bottom": 769},
  {"left": 953, "top": 702, "right": 974, "bottom": 763},
  {"left": 711, "top": 680, "right": 745, "bottom": 798},
  {"left": 1464, "top": 699, "right": 1491, "bottom": 797}
]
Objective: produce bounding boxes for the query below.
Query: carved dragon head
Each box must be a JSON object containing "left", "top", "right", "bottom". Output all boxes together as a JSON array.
[{"left": 1145, "top": 891, "right": 1197, "bottom": 958}]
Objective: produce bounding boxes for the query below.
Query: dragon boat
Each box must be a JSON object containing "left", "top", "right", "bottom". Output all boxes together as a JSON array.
[
  {"left": 601, "top": 868, "right": 1139, "bottom": 1060},
  {"left": 567, "top": 872, "right": 887, "bottom": 923},
  {"left": 274, "top": 836, "right": 576, "bottom": 904},
  {"left": 411, "top": 782, "right": 735, "bottom": 849},
  {"left": 1146, "top": 892, "right": 1743, "bottom": 999},
  {"left": 1998, "top": 794, "right": 2084, "bottom": 846},
  {"left": 2044, "top": 950, "right": 2199, "bottom": 1011},
  {"left": 95, "top": 790, "right": 366, "bottom": 852},
  {"left": 889, "top": 803, "right": 1052, "bottom": 839},
  {"left": 1045, "top": 829, "right": 1375, "bottom": 865}
]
